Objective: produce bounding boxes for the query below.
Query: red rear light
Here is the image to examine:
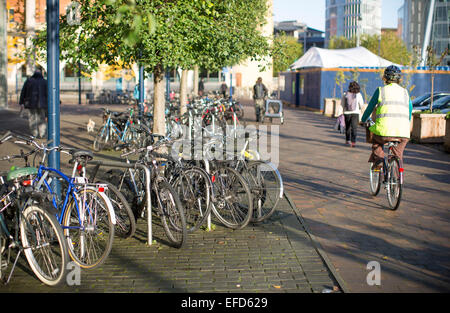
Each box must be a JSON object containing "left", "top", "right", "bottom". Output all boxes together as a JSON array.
[
  {"left": 399, "top": 168, "right": 404, "bottom": 173},
  {"left": 98, "top": 187, "right": 105, "bottom": 192},
  {"left": 211, "top": 175, "right": 216, "bottom": 183},
  {"left": 22, "top": 180, "right": 32, "bottom": 186}
]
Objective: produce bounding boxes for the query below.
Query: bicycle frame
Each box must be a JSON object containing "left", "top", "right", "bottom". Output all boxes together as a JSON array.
[{"left": 101, "top": 114, "right": 132, "bottom": 144}]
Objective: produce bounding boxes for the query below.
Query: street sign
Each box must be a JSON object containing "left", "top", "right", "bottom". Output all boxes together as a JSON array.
[{"left": 67, "top": 1, "right": 81, "bottom": 26}]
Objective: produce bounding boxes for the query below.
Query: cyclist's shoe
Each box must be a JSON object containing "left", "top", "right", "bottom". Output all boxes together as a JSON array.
[{"left": 351, "top": 142, "right": 356, "bottom": 148}]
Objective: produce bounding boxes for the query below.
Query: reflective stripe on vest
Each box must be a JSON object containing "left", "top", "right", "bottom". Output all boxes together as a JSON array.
[{"left": 370, "top": 84, "right": 410, "bottom": 138}]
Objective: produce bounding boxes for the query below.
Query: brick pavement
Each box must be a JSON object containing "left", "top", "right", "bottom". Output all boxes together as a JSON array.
[{"left": 0, "top": 104, "right": 340, "bottom": 293}]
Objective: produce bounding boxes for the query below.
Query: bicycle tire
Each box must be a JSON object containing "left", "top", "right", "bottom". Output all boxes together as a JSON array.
[
  {"left": 386, "top": 158, "right": 403, "bottom": 210},
  {"left": 93, "top": 124, "right": 111, "bottom": 151},
  {"left": 63, "top": 188, "right": 115, "bottom": 269},
  {"left": 173, "top": 167, "right": 212, "bottom": 233},
  {"left": 97, "top": 181, "right": 136, "bottom": 238},
  {"left": 210, "top": 166, "right": 253, "bottom": 229},
  {"left": 245, "top": 160, "right": 282, "bottom": 223},
  {"left": 154, "top": 180, "right": 187, "bottom": 248},
  {"left": 369, "top": 162, "right": 382, "bottom": 196},
  {"left": 0, "top": 221, "right": 8, "bottom": 283},
  {"left": 20, "top": 203, "right": 69, "bottom": 286}
]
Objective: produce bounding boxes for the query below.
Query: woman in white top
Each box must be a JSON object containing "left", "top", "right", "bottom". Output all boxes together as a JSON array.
[{"left": 341, "top": 81, "right": 364, "bottom": 147}]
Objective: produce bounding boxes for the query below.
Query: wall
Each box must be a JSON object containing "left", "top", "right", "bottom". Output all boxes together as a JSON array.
[{"left": 280, "top": 68, "right": 450, "bottom": 112}]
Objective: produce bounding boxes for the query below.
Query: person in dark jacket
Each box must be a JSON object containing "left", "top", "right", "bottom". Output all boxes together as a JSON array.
[
  {"left": 198, "top": 78, "right": 205, "bottom": 97},
  {"left": 253, "top": 77, "right": 268, "bottom": 122},
  {"left": 19, "top": 69, "right": 48, "bottom": 138}
]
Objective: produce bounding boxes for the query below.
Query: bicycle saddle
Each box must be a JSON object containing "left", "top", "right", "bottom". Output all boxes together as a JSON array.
[{"left": 71, "top": 150, "right": 94, "bottom": 161}]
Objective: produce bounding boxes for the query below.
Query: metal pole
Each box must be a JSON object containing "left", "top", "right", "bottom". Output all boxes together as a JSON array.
[
  {"left": 165, "top": 68, "right": 170, "bottom": 102},
  {"left": 420, "top": 0, "right": 436, "bottom": 67},
  {"left": 0, "top": 0, "right": 7, "bottom": 109},
  {"left": 230, "top": 73, "right": 233, "bottom": 100},
  {"left": 47, "top": 0, "right": 60, "bottom": 170},
  {"left": 78, "top": 60, "right": 81, "bottom": 105},
  {"left": 139, "top": 63, "right": 144, "bottom": 118}
]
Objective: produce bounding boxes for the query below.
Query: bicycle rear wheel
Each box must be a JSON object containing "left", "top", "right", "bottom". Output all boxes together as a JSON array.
[
  {"left": 98, "top": 181, "right": 136, "bottom": 238},
  {"left": 386, "top": 158, "right": 403, "bottom": 210},
  {"left": 154, "top": 180, "right": 187, "bottom": 248},
  {"left": 173, "top": 167, "right": 212, "bottom": 233},
  {"left": 63, "top": 188, "right": 115, "bottom": 269},
  {"left": 369, "top": 162, "right": 382, "bottom": 196},
  {"left": 20, "top": 203, "right": 69, "bottom": 286},
  {"left": 210, "top": 166, "right": 253, "bottom": 229}
]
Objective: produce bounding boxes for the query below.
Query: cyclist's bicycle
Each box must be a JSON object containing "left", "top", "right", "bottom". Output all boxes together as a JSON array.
[{"left": 366, "top": 120, "right": 404, "bottom": 210}]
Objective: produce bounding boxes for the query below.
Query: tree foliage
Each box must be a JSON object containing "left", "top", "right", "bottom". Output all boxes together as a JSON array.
[
  {"left": 272, "top": 34, "right": 303, "bottom": 76},
  {"left": 328, "top": 32, "right": 411, "bottom": 66}
]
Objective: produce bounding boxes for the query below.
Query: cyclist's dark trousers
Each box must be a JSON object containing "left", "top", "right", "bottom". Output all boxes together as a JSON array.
[
  {"left": 344, "top": 113, "right": 359, "bottom": 143},
  {"left": 369, "top": 134, "right": 409, "bottom": 164}
]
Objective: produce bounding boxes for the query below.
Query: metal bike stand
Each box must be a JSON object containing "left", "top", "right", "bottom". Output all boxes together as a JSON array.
[{"left": 87, "top": 160, "right": 153, "bottom": 246}]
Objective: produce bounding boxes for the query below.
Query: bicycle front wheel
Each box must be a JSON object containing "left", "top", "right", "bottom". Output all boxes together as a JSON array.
[
  {"left": 244, "top": 161, "right": 282, "bottom": 223},
  {"left": 93, "top": 124, "right": 111, "bottom": 151},
  {"left": 63, "top": 188, "right": 115, "bottom": 269},
  {"left": 386, "top": 158, "right": 403, "bottom": 210},
  {"left": 20, "top": 204, "right": 69, "bottom": 286}
]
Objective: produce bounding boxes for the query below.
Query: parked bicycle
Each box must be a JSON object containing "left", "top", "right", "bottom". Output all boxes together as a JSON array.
[
  {"left": 0, "top": 132, "right": 69, "bottom": 286},
  {"left": 2, "top": 133, "right": 117, "bottom": 269}
]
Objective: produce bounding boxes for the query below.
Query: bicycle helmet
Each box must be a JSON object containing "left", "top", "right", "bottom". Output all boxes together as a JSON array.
[{"left": 383, "top": 65, "right": 401, "bottom": 83}]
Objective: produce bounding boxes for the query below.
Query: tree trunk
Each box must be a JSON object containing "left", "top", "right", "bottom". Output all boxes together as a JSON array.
[
  {"left": 25, "top": 0, "right": 36, "bottom": 76},
  {"left": 179, "top": 68, "right": 188, "bottom": 116},
  {"left": 430, "top": 72, "right": 434, "bottom": 112},
  {"left": 153, "top": 63, "right": 166, "bottom": 136},
  {"left": 193, "top": 65, "right": 199, "bottom": 96}
]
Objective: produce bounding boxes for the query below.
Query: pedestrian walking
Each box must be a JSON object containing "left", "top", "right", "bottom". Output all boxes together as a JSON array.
[
  {"left": 253, "top": 77, "right": 268, "bottom": 122},
  {"left": 220, "top": 82, "right": 228, "bottom": 99},
  {"left": 198, "top": 78, "right": 205, "bottom": 97},
  {"left": 19, "top": 69, "right": 48, "bottom": 138},
  {"left": 341, "top": 81, "right": 364, "bottom": 147}
]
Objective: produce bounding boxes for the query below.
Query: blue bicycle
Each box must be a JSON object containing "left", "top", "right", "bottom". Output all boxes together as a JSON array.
[
  {"left": 7, "top": 133, "right": 116, "bottom": 270},
  {"left": 93, "top": 107, "right": 151, "bottom": 151},
  {"left": 0, "top": 133, "right": 69, "bottom": 286}
]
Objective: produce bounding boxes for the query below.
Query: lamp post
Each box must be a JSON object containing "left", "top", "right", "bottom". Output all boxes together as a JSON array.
[{"left": 47, "top": 0, "right": 60, "bottom": 170}]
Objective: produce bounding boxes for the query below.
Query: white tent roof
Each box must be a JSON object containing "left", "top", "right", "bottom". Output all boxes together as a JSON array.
[{"left": 290, "top": 46, "right": 399, "bottom": 69}]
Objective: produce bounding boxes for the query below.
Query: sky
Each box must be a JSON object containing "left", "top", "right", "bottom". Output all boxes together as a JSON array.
[{"left": 272, "top": 0, "right": 405, "bottom": 31}]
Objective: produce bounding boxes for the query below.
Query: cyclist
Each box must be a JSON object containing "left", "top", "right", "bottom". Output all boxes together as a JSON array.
[{"left": 361, "top": 65, "right": 413, "bottom": 170}]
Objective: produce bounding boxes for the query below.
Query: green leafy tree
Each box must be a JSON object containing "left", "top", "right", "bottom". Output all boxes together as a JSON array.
[
  {"left": 329, "top": 33, "right": 410, "bottom": 66},
  {"left": 328, "top": 36, "right": 355, "bottom": 49},
  {"left": 34, "top": 0, "right": 271, "bottom": 135},
  {"left": 272, "top": 34, "right": 303, "bottom": 76}
]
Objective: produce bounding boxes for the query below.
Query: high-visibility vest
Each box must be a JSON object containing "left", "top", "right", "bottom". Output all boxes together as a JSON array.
[{"left": 369, "top": 83, "right": 410, "bottom": 138}]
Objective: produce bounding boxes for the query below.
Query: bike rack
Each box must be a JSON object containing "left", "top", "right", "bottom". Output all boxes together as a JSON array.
[{"left": 86, "top": 160, "right": 153, "bottom": 246}]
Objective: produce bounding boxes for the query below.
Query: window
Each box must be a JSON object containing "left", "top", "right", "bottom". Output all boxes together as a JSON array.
[{"left": 8, "top": 9, "right": 14, "bottom": 22}]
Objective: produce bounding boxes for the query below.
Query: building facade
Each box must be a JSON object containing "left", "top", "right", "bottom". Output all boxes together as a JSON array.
[
  {"left": 274, "top": 20, "right": 325, "bottom": 52},
  {"left": 325, "top": 0, "right": 382, "bottom": 47},
  {"left": 399, "top": 0, "right": 450, "bottom": 67}
]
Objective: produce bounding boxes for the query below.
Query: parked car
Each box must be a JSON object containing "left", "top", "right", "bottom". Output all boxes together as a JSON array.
[
  {"left": 412, "top": 92, "right": 450, "bottom": 112},
  {"left": 431, "top": 95, "right": 450, "bottom": 114}
]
